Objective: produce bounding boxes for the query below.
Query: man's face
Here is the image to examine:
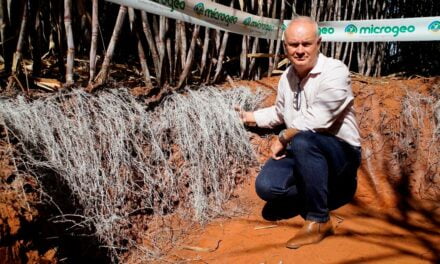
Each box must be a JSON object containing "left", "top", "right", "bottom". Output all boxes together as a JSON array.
[{"left": 283, "top": 22, "right": 321, "bottom": 74}]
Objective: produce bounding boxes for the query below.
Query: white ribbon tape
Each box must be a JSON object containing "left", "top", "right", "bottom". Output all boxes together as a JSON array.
[
  {"left": 318, "top": 17, "right": 440, "bottom": 42},
  {"left": 106, "top": 0, "right": 284, "bottom": 39},
  {"left": 106, "top": 0, "right": 440, "bottom": 42}
]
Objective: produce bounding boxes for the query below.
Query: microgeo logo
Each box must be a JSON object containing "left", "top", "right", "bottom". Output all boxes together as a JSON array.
[
  {"left": 193, "top": 3, "right": 238, "bottom": 26},
  {"left": 428, "top": 21, "right": 440, "bottom": 33},
  {"left": 151, "top": 0, "right": 185, "bottom": 12},
  {"left": 193, "top": 3, "right": 204, "bottom": 15},
  {"left": 345, "top": 24, "right": 358, "bottom": 34},
  {"left": 345, "top": 24, "right": 415, "bottom": 37},
  {"left": 243, "top": 17, "right": 275, "bottom": 32},
  {"left": 318, "top": 27, "right": 335, "bottom": 35}
]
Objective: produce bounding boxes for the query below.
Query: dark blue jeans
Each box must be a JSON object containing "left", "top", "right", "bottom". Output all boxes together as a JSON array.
[{"left": 255, "top": 131, "right": 361, "bottom": 222}]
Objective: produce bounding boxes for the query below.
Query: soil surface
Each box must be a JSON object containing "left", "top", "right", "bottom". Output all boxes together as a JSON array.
[{"left": 171, "top": 178, "right": 439, "bottom": 264}]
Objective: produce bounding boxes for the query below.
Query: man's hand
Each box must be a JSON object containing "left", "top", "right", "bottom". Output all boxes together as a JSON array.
[
  {"left": 234, "top": 106, "right": 257, "bottom": 127},
  {"left": 271, "top": 137, "right": 287, "bottom": 160},
  {"left": 271, "top": 128, "right": 300, "bottom": 160}
]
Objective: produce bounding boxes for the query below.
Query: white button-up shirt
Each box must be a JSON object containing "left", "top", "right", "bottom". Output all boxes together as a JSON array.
[{"left": 254, "top": 54, "right": 361, "bottom": 147}]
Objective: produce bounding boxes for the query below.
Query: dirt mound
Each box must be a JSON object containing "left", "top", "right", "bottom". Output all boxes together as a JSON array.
[{"left": 352, "top": 76, "right": 440, "bottom": 207}]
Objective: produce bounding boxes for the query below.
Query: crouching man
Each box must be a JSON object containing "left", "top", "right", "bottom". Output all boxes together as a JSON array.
[{"left": 238, "top": 16, "right": 361, "bottom": 249}]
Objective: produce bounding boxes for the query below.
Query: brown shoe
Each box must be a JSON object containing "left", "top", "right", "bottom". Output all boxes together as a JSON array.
[{"left": 286, "top": 219, "right": 334, "bottom": 249}]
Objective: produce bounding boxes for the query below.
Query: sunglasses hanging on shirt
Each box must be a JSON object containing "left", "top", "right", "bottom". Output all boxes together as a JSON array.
[{"left": 294, "top": 81, "right": 301, "bottom": 111}]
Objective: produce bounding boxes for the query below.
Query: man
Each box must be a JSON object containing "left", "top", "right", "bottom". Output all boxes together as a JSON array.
[{"left": 238, "top": 16, "right": 361, "bottom": 249}]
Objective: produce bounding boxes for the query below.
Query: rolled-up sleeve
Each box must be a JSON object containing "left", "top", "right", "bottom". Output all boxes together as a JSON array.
[{"left": 291, "top": 64, "right": 353, "bottom": 131}]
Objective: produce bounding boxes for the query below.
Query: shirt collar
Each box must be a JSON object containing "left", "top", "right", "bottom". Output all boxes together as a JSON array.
[{"left": 309, "top": 53, "right": 324, "bottom": 75}]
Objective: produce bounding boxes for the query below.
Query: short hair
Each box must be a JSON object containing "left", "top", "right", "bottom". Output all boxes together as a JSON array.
[{"left": 284, "top": 16, "right": 320, "bottom": 39}]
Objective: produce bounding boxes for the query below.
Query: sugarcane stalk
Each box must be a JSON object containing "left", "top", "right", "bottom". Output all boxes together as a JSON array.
[
  {"left": 271, "top": 0, "right": 285, "bottom": 75},
  {"left": 10, "top": 1, "right": 27, "bottom": 75},
  {"left": 6, "top": 0, "right": 27, "bottom": 91},
  {"left": 177, "top": 25, "right": 200, "bottom": 88},
  {"left": 200, "top": 27, "right": 210, "bottom": 77},
  {"left": 0, "top": 0, "right": 10, "bottom": 71},
  {"left": 204, "top": 34, "right": 214, "bottom": 83},
  {"left": 166, "top": 19, "right": 173, "bottom": 84},
  {"left": 0, "top": 1, "right": 4, "bottom": 58},
  {"left": 248, "top": 0, "right": 263, "bottom": 78},
  {"left": 247, "top": 37, "right": 259, "bottom": 78},
  {"left": 0, "top": 0, "right": 20, "bottom": 75},
  {"left": 236, "top": 0, "right": 247, "bottom": 79},
  {"left": 89, "top": 0, "right": 98, "bottom": 82},
  {"left": 152, "top": 15, "right": 159, "bottom": 43},
  {"left": 175, "top": 20, "right": 182, "bottom": 78},
  {"left": 128, "top": 7, "right": 152, "bottom": 87},
  {"left": 141, "top": 11, "right": 160, "bottom": 79},
  {"left": 212, "top": 30, "right": 229, "bottom": 83},
  {"left": 64, "top": 0, "right": 75, "bottom": 86},
  {"left": 180, "top": 21, "right": 187, "bottom": 70},
  {"left": 137, "top": 37, "right": 152, "bottom": 88},
  {"left": 88, "top": 5, "right": 127, "bottom": 92},
  {"left": 29, "top": 0, "right": 41, "bottom": 76},
  {"left": 240, "top": 36, "right": 248, "bottom": 79},
  {"left": 268, "top": 0, "right": 277, "bottom": 77},
  {"left": 157, "top": 16, "right": 166, "bottom": 85},
  {"left": 214, "top": 29, "right": 221, "bottom": 53},
  {"left": 48, "top": 0, "right": 66, "bottom": 78}
]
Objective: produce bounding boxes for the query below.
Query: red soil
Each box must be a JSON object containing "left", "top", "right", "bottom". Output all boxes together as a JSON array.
[
  {"left": 171, "top": 180, "right": 439, "bottom": 264},
  {"left": 0, "top": 140, "right": 56, "bottom": 263}
]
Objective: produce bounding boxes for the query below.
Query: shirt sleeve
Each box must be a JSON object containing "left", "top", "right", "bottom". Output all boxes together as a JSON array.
[
  {"left": 291, "top": 63, "right": 353, "bottom": 132},
  {"left": 252, "top": 70, "right": 289, "bottom": 128}
]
